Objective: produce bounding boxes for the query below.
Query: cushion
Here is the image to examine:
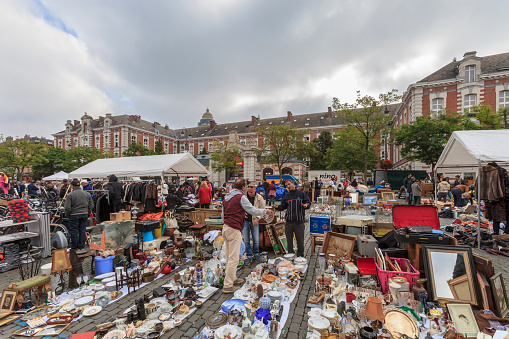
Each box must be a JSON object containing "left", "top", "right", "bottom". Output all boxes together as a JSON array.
[{"left": 8, "top": 275, "right": 50, "bottom": 291}]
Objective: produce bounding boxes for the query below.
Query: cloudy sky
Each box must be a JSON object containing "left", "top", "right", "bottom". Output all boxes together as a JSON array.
[{"left": 2, "top": 0, "right": 508, "bottom": 139}]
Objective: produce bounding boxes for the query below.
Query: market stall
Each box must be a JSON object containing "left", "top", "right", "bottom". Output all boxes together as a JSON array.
[
  {"left": 436, "top": 130, "right": 509, "bottom": 248},
  {"left": 69, "top": 153, "right": 209, "bottom": 179},
  {"left": 42, "top": 171, "right": 69, "bottom": 181}
]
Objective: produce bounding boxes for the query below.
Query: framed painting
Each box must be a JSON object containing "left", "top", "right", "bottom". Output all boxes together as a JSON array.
[
  {"left": 490, "top": 273, "right": 509, "bottom": 318},
  {"left": 0, "top": 313, "right": 21, "bottom": 327},
  {"left": 322, "top": 231, "right": 356, "bottom": 260},
  {"left": 381, "top": 192, "right": 395, "bottom": 201},
  {"left": 0, "top": 290, "right": 17, "bottom": 313},
  {"left": 447, "top": 303, "right": 479, "bottom": 338}
]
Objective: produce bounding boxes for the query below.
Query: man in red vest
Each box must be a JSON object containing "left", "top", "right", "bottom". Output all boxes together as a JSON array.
[{"left": 222, "top": 178, "right": 273, "bottom": 293}]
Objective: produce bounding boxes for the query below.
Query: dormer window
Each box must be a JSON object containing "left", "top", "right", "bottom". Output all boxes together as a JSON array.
[{"left": 465, "top": 65, "right": 475, "bottom": 83}]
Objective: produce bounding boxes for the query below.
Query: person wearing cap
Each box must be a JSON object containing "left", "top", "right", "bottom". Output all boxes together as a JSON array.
[
  {"left": 65, "top": 179, "right": 94, "bottom": 250},
  {"left": 59, "top": 179, "right": 69, "bottom": 199},
  {"left": 81, "top": 179, "right": 92, "bottom": 191}
]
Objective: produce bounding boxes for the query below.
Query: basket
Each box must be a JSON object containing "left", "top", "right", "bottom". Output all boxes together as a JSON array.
[{"left": 375, "top": 257, "right": 420, "bottom": 293}]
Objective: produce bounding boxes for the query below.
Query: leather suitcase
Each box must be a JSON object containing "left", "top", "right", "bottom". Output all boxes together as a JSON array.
[
  {"left": 357, "top": 235, "right": 378, "bottom": 258},
  {"left": 392, "top": 205, "right": 449, "bottom": 245},
  {"left": 380, "top": 248, "right": 408, "bottom": 259}
]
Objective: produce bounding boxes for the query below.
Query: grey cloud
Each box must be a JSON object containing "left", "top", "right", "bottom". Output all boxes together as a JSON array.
[{"left": 2, "top": 0, "right": 509, "bottom": 138}]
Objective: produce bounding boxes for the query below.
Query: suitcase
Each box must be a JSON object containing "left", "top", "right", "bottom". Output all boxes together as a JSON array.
[
  {"left": 357, "top": 235, "right": 378, "bottom": 258},
  {"left": 392, "top": 205, "right": 449, "bottom": 245},
  {"left": 380, "top": 248, "right": 408, "bottom": 259}
]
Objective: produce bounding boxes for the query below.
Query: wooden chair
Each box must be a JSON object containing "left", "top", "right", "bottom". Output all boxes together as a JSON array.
[{"left": 311, "top": 233, "right": 324, "bottom": 253}]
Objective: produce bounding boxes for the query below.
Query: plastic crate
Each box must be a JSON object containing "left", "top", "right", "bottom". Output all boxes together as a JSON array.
[{"left": 376, "top": 257, "right": 420, "bottom": 293}]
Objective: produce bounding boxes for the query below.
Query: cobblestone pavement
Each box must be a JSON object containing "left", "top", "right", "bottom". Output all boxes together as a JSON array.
[{"left": 0, "top": 214, "right": 507, "bottom": 338}]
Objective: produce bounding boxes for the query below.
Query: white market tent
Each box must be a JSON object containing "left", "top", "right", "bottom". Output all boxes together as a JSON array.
[
  {"left": 69, "top": 153, "right": 209, "bottom": 179},
  {"left": 436, "top": 130, "right": 509, "bottom": 248},
  {"left": 42, "top": 171, "right": 69, "bottom": 181}
]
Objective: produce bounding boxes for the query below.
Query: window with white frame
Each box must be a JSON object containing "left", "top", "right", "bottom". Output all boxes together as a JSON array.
[
  {"left": 173, "top": 145, "right": 177, "bottom": 154},
  {"left": 131, "top": 135, "right": 136, "bottom": 144},
  {"left": 465, "top": 65, "right": 475, "bottom": 83},
  {"left": 208, "top": 142, "right": 212, "bottom": 149},
  {"left": 104, "top": 135, "right": 109, "bottom": 147},
  {"left": 500, "top": 90, "right": 509, "bottom": 108},
  {"left": 74, "top": 138, "right": 78, "bottom": 147},
  {"left": 96, "top": 136, "right": 100, "bottom": 147},
  {"left": 83, "top": 136, "right": 88, "bottom": 146},
  {"left": 431, "top": 98, "right": 444, "bottom": 114},
  {"left": 199, "top": 143, "right": 204, "bottom": 152},
  {"left": 114, "top": 134, "right": 119, "bottom": 147},
  {"left": 143, "top": 138, "right": 148, "bottom": 148},
  {"left": 304, "top": 134, "right": 310, "bottom": 141},
  {"left": 189, "top": 144, "right": 194, "bottom": 154},
  {"left": 464, "top": 94, "right": 476, "bottom": 112},
  {"left": 164, "top": 142, "right": 169, "bottom": 153},
  {"left": 180, "top": 145, "right": 185, "bottom": 153}
]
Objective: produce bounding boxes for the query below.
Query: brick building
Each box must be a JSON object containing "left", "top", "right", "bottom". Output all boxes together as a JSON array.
[{"left": 390, "top": 51, "right": 509, "bottom": 173}]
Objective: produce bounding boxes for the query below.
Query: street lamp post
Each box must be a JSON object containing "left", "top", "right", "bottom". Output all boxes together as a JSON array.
[{"left": 383, "top": 105, "right": 390, "bottom": 161}]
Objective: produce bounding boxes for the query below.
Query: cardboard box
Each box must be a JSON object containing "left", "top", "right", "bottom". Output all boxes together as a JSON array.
[
  {"left": 335, "top": 215, "right": 374, "bottom": 227},
  {"left": 110, "top": 213, "right": 123, "bottom": 222},
  {"left": 120, "top": 210, "right": 131, "bottom": 220}
]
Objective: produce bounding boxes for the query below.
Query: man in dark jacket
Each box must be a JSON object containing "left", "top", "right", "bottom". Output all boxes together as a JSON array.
[
  {"left": 65, "top": 179, "right": 93, "bottom": 250},
  {"left": 274, "top": 180, "right": 311, "bottom": 257},
  {"left": 262, "top": 181, "right": 270, "bottom": 202},
  {"left": 59, "top": 179, "right": 69, "bottom": 199},
  {"left": 27, "top": 181, "right": 39, "bottom": 196},
  {"left": 406, "top": 177, "right": 415, "bottom": 205},
  {"left": 105, "top": 175, "right": 123, "bottom": 212}
]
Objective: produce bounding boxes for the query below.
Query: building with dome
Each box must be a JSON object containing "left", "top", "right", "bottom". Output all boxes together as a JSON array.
[{"left": 197, "top": 108, "right": 215, "bottom": 127}]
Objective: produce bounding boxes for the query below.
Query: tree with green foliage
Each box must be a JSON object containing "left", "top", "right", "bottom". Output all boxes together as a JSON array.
[
  {"left": 499, "top": 106, "right": 509, "bottom": 129},
  {"left": 210, "top": 141, "right": 242, "bottom": 180},
  {"left": 256, "top": 125, "right": 316, "bottom": 182},
  {"left": 64, "top": 146, "right": 106, "bottom": 172},
  {"left": 199, "top": 147, "right": 208, "bottom": 154},
  {"left": 463, "top": 101, "right": 503, "bottom": 130},
  {"left": 326, "top": 126, "right": 378, "bottom": 178},
  {"left": 0, "top": 139, "right": 48, "bottom": 179},
  {"left": 122, "top": 142, "right": 156, "bottom": 157},
  {"left": 309, "top": 130, "right": 333, "bottom": 170},
  {"left": 154, "top": 140, "right": 164, "bottom": 155},
  {"left": 394, "top": 109, "right": 464, "bottom": 173},
  {"left": 333, "top": 90, "right": 401, "bottom": 179},
  {"left": 31, "top": 147, "right": 67, "bottom": 178}
]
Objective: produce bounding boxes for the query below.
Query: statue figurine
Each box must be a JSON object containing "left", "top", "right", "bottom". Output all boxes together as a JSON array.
[
  {"left": 269, "top": 312, "right": 279, "bottom": 339},
  {"left": 182, "top": 267, "right": 193, "bottom": 287},
  {"left": 194, "top": 238, "right": 203, "bottom": 259},
  {"left": 418, "top": 290, "right": 428, "bottom": 314},
  {"left": 412, "top": 278, "right": 427, "bottom": 301}
]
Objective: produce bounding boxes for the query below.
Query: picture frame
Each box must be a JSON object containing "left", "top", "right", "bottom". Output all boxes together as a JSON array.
[
  {"left": 446, "top": 303, "right": 479, "bottom": 338},
  {"left": 350, "top": 192, "right": 359, "bottom": 204},
  {"left": 381, "top": 191, "right": 395, "bottom": 201},
  {"left": 322, "top": 231, "right": 356, "bottom": 260},
  {"left": 0, "top": 290, "right": 17, "bottom": 313},
  {"left": 489, "top": 273, "right": 509, "bottom": 318},
  {"left": 448, "top": 274, "right": 471, "bottom": 300},
  {"left": 422, "top": 245, "right": 480, "bottom": 307},
  {"left": 477, "top": 272, "right": 493, "bottom": 311},
  {"left": 34, "top": 324, "right": 69, "bottom": 337},
  {"left": 13, "top": 326, "right": 43, "bottom": 337},
  {"left": 0, "top": 313, "right": 21, "bottom": 327}
]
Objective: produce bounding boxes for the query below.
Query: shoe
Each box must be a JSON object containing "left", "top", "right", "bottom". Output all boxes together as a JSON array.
[
  {"left": 244, "top": 257, "right": 252, "bottom": 266},
  {"left": 234, "top": 278, "right": 245, "bottom": 285},
  {"left": 223, "top": 286, "right": 241, "bottom": 293},
  {"left": 254, "top": 255, "right": 262, "bottom": 263}
]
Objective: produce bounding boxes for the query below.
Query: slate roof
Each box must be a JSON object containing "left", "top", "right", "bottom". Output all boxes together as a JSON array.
[
  {"left": 53, "top": 114, "right": 176, "bottom": 137},
  {"left": 174, "top": 103, "right": 400, "bottom": 139},
  {"left": 418, "top": 52, "right": 509, "bottom": 83}
]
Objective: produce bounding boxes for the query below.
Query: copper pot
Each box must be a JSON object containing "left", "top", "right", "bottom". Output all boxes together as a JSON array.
[
  {"left": 164, "top": 227, "right": 175, "bottom": 241},
  {"left": 175, "top": 236, "right": 183, "bottom": 248},
  {"left": 164, "top": 244, "right": 175, "bottom": 256}
]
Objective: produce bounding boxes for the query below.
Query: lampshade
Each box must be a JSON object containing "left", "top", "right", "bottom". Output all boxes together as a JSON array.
[
  {"left": 51, "top": 249, "right": 72, "bottom": 274},
  {"left": 364, "top": 297, "right": 384, "bottom": 322}
]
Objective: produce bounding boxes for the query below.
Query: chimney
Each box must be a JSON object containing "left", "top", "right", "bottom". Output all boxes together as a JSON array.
[
  {"left": 251, "top": 116, "right": 257, "bottom": 125},
  {"left": 463, "top": 51, "right": 477, "bottom": 58},
  {"left": 165, "top": 124, "right": 169, "bottom": 130},
  {"left": 328, "top": 107, "right": 332, "bottom": 118},
  {"left": 153, "top": 121, "right": 160, "bottom": 127},
  {"left": 105, "top": 113, "right": 112, "bottom": 119},
  {"left": 287, "top": 111, "right": 292, "bottom": 122},
  {"left": 210, "top": 121, "right": 216, "bottom": 130},
  {"left": 74, "top": 120, "right": 80, "bottom": 126},
  {"left": 98, "top": 116, "right": 104, "bottom": 123}
]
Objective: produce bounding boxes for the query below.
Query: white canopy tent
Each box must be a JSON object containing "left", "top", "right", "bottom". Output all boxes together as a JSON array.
[
  {"left": 69, "top": 153, "right": 209, "bottom": 179},
  {"left": 436, "top": 130, "right": 509, "bottom": 248},
  {"left": 42, "top": 171, "right": 69, "bottom": 181}
]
